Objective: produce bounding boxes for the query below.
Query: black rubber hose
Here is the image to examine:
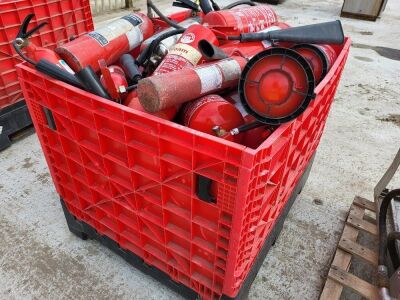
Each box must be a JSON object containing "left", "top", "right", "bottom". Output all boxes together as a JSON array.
[
  {"left": 199, "top": 0, "right": 214, "bottom": 14},
  {"left": 387, "top": 231, "right": 400, "bottom": 270},
  {"left": 126, "top": 84, "right": 138, "bottom": 92},
  {"left": 210, "top": 0, "right": 221, "bottom": 10},
  {"left": 378, "top": 189, "right": 400, "bottom": 266},
  {"left": 120, "top": 54, "right": 142, "bottom": 84},
  {"left": 147, "top": 0, "right": 183, "bottom": 29},
  {"left": 136, "top": 28, "right": 185, "bottom": 66},
  {"left": 223, "top": 0, "right": 256, "bottom": 9}
]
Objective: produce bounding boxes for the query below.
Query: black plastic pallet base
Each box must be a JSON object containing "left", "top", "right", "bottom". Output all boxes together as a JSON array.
[
  {"left": 61, "top": 155, "right": 315, "bottom": 300},
  {"left": 0, "top": 100, "right": 33, "bottom": 151}
]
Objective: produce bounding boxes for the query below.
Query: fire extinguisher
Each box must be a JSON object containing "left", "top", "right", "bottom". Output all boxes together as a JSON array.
[
  {"left": 138, "top": 56, "right": 248, "bottom": 112},
  {"left": 99, "top": 63, "right": 129, "bottom": 101},
  {"left": 292, "top": 44, "right": 337, "bottom": 83},
  {"left": 56, "top": 12, "right": 154, "bottom": 72},
  {"left": 153, "top": 23, "right": 219, "bottom": 75},
  {"left": 140, "top": 17, "right": 202, "bottom": 56},
  {"left": 203, "top": 5, "right": 278, "bottom": 35},
  {"left": 13, "top": 14, "right": 75, "bottom": 74},
  {"left": 124, "top": 91, "right": 178, "bottom": 120},
  {"left": 225, "top": 92, "right": 274, "bottom": 148},
  {"left": 13, "top": 14, "right": 84, "bottom": 90},
  {"left": 181, "top": 95, "right": 245, "bottom": 142},
  {"left": 138, "top": 23, "right": 219, "bottom": 119},
  {"left": 137, "top": 18, "right": 203, "bottom": 74}
]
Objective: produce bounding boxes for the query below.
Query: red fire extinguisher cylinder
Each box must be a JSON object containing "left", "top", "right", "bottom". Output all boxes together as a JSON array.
[
  {"left": 181, "top": 95, "right": 245, "bottom": 143},
  {"left": 125, "top": 91, "right": 178, "bottom": 120},
  {"left": 56, "top": 13, "right": 154, "bottom": 72},
  {"left": 204, "top": 5, "right": 278, "bottom": 35},
  {"left": 292, "top": 44, "right": 337, "bottom": 83},
  {"left": 100, "top": 65, "right": 129, "bottom": 98},
  {"left": 138, "top": 56, "right": 248, "bottom": 113},
  {"left": 154, "top": 24, "right": 219, "bottom": 75}
]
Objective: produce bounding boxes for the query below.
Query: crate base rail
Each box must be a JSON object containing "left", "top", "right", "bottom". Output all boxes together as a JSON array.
[
  {"left": 0, "top": 100, "right": 33, "bottom": 151},
  {"left": 61, "top": 155, "right": 314, "bottom": 300}
]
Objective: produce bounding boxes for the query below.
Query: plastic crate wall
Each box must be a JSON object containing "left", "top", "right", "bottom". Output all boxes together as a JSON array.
[
  {"left": 0, "top": 0, "right": 94, "bottom": 109},
  {"left": 225, "top": 42, "right": 350, "bottom": 294},
  {"left": 17, "top": 38, "right": 351, "bottom": 300}
]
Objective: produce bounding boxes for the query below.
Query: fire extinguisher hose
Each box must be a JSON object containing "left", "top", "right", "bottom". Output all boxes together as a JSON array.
[
  {"left": 378, "top": 189, "right": 400, "bottom": 266},
  {"left": 137, "top": 28, "right": 185, "bottom": 66},
  {"left": 147, "top": 0, "right": 183, "bottom": 29},
  {"left": 223, "top": 1, "right": 256, "bottom": 10},
  {"left": 387, "top": 231, "right": 400, "bottom": 270},
  {"left": 199, "top": 0, "right": 214, "bottom": 14}
]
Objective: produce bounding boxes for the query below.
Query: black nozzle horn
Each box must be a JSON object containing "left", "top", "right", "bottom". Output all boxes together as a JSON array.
[
  {"left": 237, "top": 21, "right": 345, "bottom": 45},
  {"left": 198, "top": 40, "right": 229, "bottom": 60},
  {"left": 76, "top": 66, "right": 112, "bottom": 100}
]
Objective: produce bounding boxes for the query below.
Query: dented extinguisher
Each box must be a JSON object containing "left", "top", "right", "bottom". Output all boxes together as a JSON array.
[{"left": 56, "top": 12, "right": 154, "bottom": 72}]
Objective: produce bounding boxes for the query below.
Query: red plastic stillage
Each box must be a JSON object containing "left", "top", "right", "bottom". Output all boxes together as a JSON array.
[{"left": 17, "top": 31, "right": 351, "bottom": 299}]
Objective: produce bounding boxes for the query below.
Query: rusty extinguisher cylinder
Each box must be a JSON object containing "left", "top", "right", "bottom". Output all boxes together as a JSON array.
[
  {"left": 138, "top": 56, "right": 248, "bottom": 112},
  {"left": 56, "top": 13, "right": 154, "bottom": 72}
]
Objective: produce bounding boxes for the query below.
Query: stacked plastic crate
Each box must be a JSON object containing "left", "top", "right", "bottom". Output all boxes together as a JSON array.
[{"left": 0, "top": 0, "right": 93, "bottom": 150}]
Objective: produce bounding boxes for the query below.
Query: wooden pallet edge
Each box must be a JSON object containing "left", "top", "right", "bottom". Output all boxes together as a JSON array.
[
  {"left": 327, "top": 266, "right": 379, "bottom": 300},
  {"left": 320, "top": 196, "right": 379, "bottom": 300}
]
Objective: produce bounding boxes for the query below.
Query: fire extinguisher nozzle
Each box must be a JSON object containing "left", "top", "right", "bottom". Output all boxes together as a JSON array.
[{"left": 198, "top": 40, "right": 228, "bottom": 60}]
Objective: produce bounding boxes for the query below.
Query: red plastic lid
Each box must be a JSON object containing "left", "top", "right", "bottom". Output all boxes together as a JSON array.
[{"left": 239, "top": 48, "right": 315, "bottom": 125}]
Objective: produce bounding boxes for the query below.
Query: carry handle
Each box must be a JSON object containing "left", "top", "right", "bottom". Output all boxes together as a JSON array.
[{"left": 197, "top": 175, "right": 216, "bottom": 203}]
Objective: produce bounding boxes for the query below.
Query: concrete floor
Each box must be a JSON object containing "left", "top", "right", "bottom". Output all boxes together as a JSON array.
[{"left": 1, "top": 0, "right": 400, "bottom": 299}]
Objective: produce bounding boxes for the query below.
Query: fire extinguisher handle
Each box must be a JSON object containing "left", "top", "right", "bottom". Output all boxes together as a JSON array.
[
  {"left": 196, "top": 175, "right": 216, "bottom": 203},
  {"left": 17, "top": 14, "right": 48, "bottom": 39}
]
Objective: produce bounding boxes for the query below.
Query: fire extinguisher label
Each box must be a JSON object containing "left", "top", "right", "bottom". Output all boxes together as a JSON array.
[
  {"left": 87, "top": 32, "right": 108, "bottom": 46},
  {"left": 87, "top": 14, "right": 143, "bottom": 47},
  {"left": 59, "top": 60, "right": 75, "bottom": 75},
  {"left": 218, "top": 59, "right": 242, "bottom": 82},
  {"left": 169, "top": 43, "right": 202, "bottom": 66},
  {"left": 195, "top": 65, "right": 223, "bottom": 94},
  {"left": 122, "top": 14, "right": 143, "bottom": 27},
  {"left": 154, "top": 55, "right": 192, "bottom": 74},
  {"left": 126, "top": 27, "right": 144, "bottom": 50}
]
